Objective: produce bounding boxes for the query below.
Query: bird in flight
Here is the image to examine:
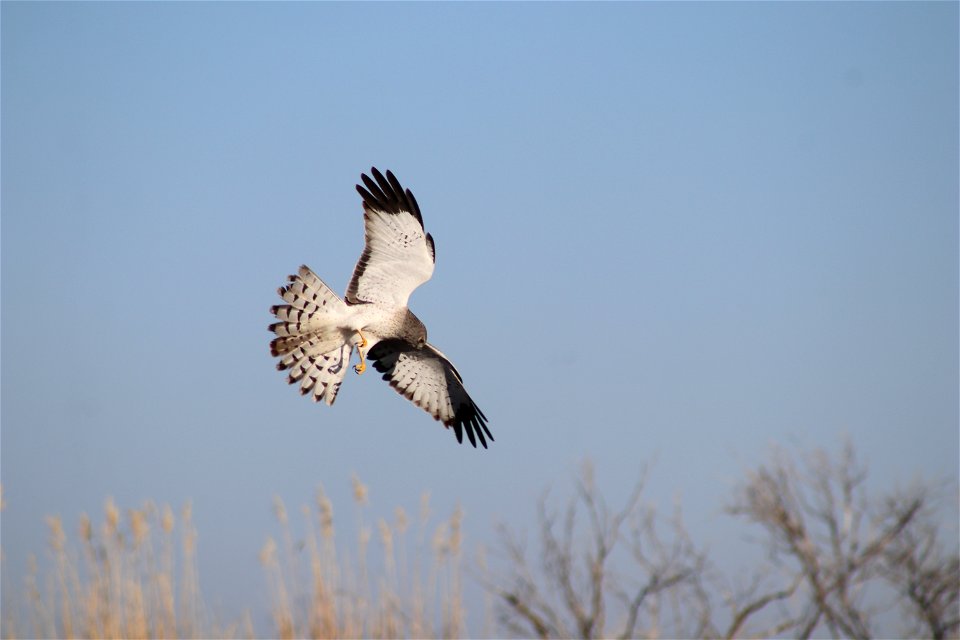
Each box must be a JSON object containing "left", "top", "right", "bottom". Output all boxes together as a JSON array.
[{"left": 269, "top": 168, "right": 492, "bottom": 448}]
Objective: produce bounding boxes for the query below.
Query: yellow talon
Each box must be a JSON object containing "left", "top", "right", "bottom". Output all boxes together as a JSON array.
[{"left": 354, "top": 329, "right": 368, "bottom": 375}]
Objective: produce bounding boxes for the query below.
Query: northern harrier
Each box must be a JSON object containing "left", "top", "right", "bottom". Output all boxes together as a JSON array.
[{"left": 269, "top": 168, "right": 492, "bottom": 448}]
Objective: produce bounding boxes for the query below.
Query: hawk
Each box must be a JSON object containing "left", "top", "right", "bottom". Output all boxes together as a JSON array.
[{"left": 269, "top": 168, "right": 493, "bottom": 448}]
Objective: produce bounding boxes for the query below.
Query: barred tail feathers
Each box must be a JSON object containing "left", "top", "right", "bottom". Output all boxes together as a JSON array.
[
  {"left": 270, "top": 266, "right": 353, "bottom": 405},
  {"left": 272, "top": 265, "right": 345, "bottom": 320},
  {"left": 275, "top": 338, "right": 353, "bottom": 405},
  {"left": 270, "top": 265, "right": 347, "bottom": 356}
]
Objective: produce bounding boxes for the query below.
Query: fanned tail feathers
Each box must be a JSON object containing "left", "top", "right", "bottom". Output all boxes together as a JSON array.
[
  {"left": 279, "top": 339, "right": 352, "bottom": 405},
  {"left": 270, "top": 265, "right": 351, "bottom": 405}
]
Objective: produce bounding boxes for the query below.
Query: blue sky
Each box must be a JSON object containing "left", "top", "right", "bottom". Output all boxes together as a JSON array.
[{"left": 2, "top": 1, "right": 957, "bottom": 632}]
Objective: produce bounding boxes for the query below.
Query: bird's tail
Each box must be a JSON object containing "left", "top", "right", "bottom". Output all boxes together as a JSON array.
[{"left": 270, "top": 265, "right": 353, "bottom": 405}]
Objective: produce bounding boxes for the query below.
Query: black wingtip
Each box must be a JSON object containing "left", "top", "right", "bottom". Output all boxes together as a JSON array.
[
  {"left": 359, "top": 172, "right": 389, "bottom": 209},
  {"left": 405, "top": 187, "right": 424, "bottom": 227},
  {"left": 354, "top": 168, "right": 424, "bottom": 228},
  {"left": 464, "top": 422, "right": 478, "bottom": 448},
  {"left": 483, "top": 423, "right": 494, "bottom": 442},
  {"left": 425, "top": 232, "right": 435, "bottom": 263},
  {"left": 450, "top": 400, "right": 492, "bottom": 449},
  {"left": 371, "top": 166, "right": 388, "bottom": 186}
]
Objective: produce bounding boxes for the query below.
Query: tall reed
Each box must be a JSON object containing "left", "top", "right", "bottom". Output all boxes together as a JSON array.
[
  {"left": 1, "top": 478, "right": 468, "bottom": 639},
  {"left": 2, "top": 493, "right": 251, "bottom": 639},
  {"left": 260, "top": 476, "right": 467, "bottom": 639}
]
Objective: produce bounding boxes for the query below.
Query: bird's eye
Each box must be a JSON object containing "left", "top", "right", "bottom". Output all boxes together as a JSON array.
[{"left": 418, "top": 337, "right": 425, "bottom": 346}]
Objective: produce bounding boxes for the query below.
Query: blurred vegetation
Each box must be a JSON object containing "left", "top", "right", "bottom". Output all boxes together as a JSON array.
[
  {"left": 1, "top": 478, "right": 468, "bottom": 640},
  {"left": 2, "top": 442, "right": 957, "bottom": 639},
  {"left": 485, "top": 444, "right": 959, "bottom": 639},
  {"left": 259, "top": 476, "right": 468, "bottom": 639},
  {"left": 1, "top": 494, "right": 224, "bottom": 639}
]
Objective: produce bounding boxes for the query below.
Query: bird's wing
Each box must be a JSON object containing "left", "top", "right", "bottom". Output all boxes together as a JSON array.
[
  {"left": 367, "top": 339, "right": 492, "bottom": 448},
  {"left": 346, "top": 168, "right": 436, "bottom": 308}
]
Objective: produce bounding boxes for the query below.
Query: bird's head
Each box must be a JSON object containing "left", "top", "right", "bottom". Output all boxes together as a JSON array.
[{"left": 402, "top": 312, "right": 428, "bottom": 349}]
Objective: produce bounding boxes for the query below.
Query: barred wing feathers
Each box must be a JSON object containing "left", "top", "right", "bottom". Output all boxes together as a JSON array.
[
  {"left": 347, "top": 168, "right": 436, "bottom": 308},
  {"left": 368, "top": 340, "right": 492, "bottom": 448}
]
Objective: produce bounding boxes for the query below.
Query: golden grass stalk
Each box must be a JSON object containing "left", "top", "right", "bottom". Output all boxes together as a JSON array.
[
  {"left": 263, "top": 478, "right": 467, "bottom": 639},
  {"left": 1, "top": 496, "right": 242, "bottom": 639},
  {"left": 3, "top": 477, "right": 469, "bottom": 639}
]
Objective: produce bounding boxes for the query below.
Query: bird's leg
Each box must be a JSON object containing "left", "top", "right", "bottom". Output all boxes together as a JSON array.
[{"left": 354, "top": 329, "right": 369, "bottom": 374}]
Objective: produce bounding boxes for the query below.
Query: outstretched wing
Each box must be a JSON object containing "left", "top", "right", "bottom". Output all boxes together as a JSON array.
[
  {"left": 347, "top": 168, "right": 436, "bottom": 308},
  {"left": 367, "top": 339, "right": 493, "bottom": 448}
]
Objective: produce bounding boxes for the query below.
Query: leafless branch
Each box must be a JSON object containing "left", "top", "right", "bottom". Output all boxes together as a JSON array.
[
  {"left": 485, "top": 461, "right": 705, "bottom": 639},
  {"left": 482, "top": 444, "right": 957, "bottom": 639},
  {"left": 728, "top": 441, "right": 957, "bottom": 640}
]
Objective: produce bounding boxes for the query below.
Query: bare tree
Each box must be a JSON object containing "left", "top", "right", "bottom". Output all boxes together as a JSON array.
[
  {"left": 729, "top": 442, "right": 959, "bottom": 640},
  {"left": 879, "top": 491, "right": 960, "bottom": 640},
  {"left": 482, "top": 461, "right": 710, "bottom": 639},
  {"left": 484, "top": 444, "right": 959, "bottom": 640}
]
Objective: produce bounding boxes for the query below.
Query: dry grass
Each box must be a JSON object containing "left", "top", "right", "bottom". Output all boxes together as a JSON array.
[
  {"left": 2, "top": 493, "right": 249, "bottom": 640},
  {"left": 261, "top": 478, "right": 467, "bottom": 639},
  {"left": 0, "top": 479, "right": 468, "bottom": 639}
]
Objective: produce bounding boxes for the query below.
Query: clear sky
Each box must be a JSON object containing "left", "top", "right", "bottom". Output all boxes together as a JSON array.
[{"left": 2, "top": 1, "right": 957, "bottom": 633}]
